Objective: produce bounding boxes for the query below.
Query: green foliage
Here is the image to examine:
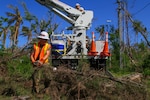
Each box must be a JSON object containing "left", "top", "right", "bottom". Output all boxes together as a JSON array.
[
  {"left": 78, "top": 59, "right": 90, "bottom": 72},
  {"left": 108, "top": 28, "right": 120, "bottom": 68},
  {"left": 142, "top": 54, "right": 150, "bottom": 69},
  {"left": 142, "top": 54, "right": 150, "bottom": 76},
  {"left": 7, "top": 55, "right": 33, "bottom": 79},
  {"left": 95, "top": 22, "right": 150, "bottom": 77},
  {"left": 0, "top": 44, "right": 5, "bottom": 51},
  {"left": 0, "top": 47, "right": 12, "bottom": 60},
  {"left": 109, "top": 65, "right": 133, "bottom": 77},
  {"left": 122, "top": 52, "right": 131, "bottom": 68},
  {"left": 143, "top": 68, "right": 150, "bottom": 77}
]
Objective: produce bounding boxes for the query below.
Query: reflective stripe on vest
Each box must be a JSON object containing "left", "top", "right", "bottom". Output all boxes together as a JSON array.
[{"left": 33, "top": 42, "right": 50, "bottom": 63}]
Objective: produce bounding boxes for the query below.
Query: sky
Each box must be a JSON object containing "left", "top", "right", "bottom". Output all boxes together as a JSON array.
[{"left": 0, "top": 0, "right": 150, "bottom": 46}]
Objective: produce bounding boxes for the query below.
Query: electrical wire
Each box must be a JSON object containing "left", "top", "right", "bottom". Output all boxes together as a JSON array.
[{"left": 133, "top": 2, "right": 150, "bottom": 16}]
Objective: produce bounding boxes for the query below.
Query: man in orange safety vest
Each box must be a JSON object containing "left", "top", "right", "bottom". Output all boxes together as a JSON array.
[{"left": 30, "top": 31, "right": 52, "bottom": 94}]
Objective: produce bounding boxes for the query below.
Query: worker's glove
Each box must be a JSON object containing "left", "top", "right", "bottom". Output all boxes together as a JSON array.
[{"left": 33, "top": 60, "right": 43, "bottom": 67}]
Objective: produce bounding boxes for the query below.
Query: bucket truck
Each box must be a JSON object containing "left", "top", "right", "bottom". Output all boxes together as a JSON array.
[{"left": 36, "top": 0, "right": 111, "bottom": 70}]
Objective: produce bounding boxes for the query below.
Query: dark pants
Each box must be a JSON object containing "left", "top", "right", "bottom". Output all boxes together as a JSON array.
[{"left": 32, "top": 64, "right": 52, "bottom": 94}]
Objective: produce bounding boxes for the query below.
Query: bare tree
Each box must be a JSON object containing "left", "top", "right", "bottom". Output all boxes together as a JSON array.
[
  {"left": 0, "top": 17, "right": 9, "bottom": 49},
  {"left": 6, "top": 5, "right": 23, "bottom": 46}
]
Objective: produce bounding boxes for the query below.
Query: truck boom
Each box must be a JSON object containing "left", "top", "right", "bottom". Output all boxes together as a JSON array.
[{"left": 36, "top": 0, "right": 93, "bottom": 29}]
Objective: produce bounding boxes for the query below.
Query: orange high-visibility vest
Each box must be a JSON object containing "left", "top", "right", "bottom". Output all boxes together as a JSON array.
[{"left": 33, "top": 42, "right": 51, "bottom": 63}]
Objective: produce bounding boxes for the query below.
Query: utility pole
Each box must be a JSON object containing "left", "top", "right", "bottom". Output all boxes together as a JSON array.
[{"left": 117, "top": 0, "right": 123, "bottom": 69}]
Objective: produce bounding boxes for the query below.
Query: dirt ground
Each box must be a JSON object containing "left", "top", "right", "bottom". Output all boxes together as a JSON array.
[{"left": 0, "top": 65, "right": 149, "bottom": 100}]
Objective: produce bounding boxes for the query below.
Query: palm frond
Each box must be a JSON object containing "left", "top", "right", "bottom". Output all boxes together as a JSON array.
[
  {"left": 6, "top": 12, "right": 16, "bottom": 17},
  {"left": 7, "top": 4, "right": 17, "bottom": 11},
  {"left": 7, "top": 17, "right": 17, "bottom": 25},
  {"left": 22, "top": 26, "right": 29, "bottom": 31}
]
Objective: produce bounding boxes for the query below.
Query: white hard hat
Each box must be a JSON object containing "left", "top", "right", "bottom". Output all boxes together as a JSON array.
[
  {"left": 80, "top": 7, "right": 84, "bottom": 11},
  {"left": 76, "top": 3, "right": 80, "bottom": 6},
  {"left": 37, "top": 31, "right": 49, "bottom": 40}
]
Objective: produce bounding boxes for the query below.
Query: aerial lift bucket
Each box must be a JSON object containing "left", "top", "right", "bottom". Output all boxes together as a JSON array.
[
  {"left": 100, "top": 32, "right": 111, "bottom": 58},
  {"left": 88, "top": 32, "right": 98, "bottom": 56}
]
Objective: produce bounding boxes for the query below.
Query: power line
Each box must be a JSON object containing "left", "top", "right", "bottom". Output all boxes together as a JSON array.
[{"left": 133, "top": 2, "right": 150, "bottom": 16}]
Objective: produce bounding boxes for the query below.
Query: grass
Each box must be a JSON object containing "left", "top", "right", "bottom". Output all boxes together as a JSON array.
[{"left": 7, "top": 55, "right": 33, "bottom": 79}]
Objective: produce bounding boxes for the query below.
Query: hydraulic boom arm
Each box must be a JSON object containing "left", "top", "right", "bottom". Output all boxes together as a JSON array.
[{"left": 36, "top": 0, "right": 93, "bottom": 29}]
